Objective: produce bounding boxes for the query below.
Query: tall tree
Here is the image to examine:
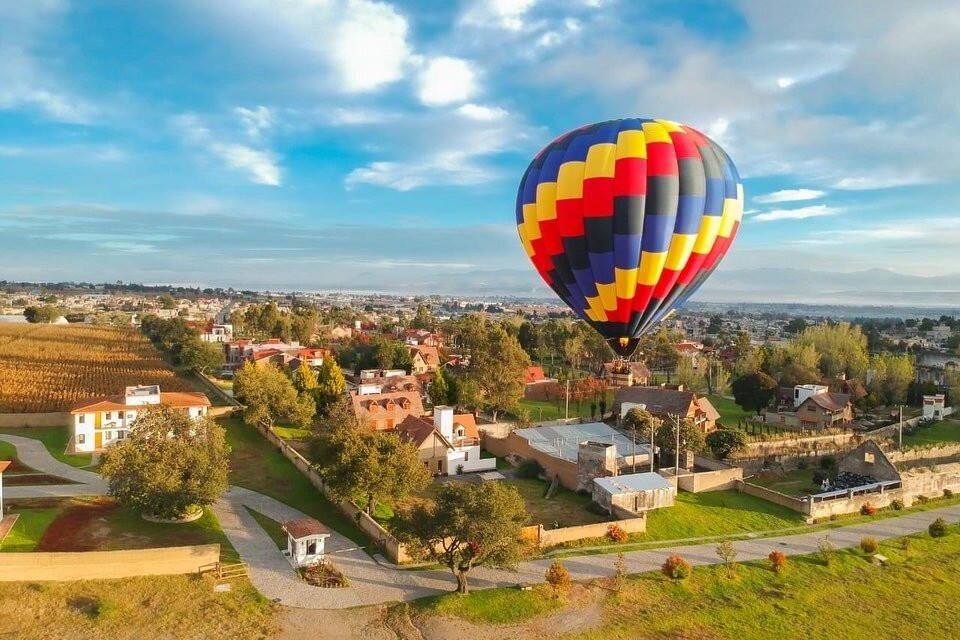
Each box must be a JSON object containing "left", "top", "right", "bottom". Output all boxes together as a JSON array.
[
  {"left": 23, "top": 305, "right": 66, "bottom": 323},
  {"left": 410, "top": 303, "right": 434, "bottom": 330},
  {"left": 395, "top": 481, "right": 528, "bottom": 594},
  {"left": 468, "top": 325, "right": 530, "bottom": 421},
  {"left": 314, "top": 430, "right": 430, "bottom": 515},
  {"left": 293, "top": 359, "right": 319, "bottom": 395},
  {"left": 429, "top": 366, "right": 451, "bottom": 406},
  {"left": 706, "top": 428, "right": 748, "bottom": 459},
  {"left": 622, "top": 407, "right": 662, "bottom": 440},
  {"left": 234, "top": 362, "right": 315, "bottom": 429},
  {"left": 314, "top": 355, "right": 347, "bottom": 414},
  {"left": 731, "top": 371, "right": 779, "bottom": 415},
  {"left": 100, "top": 407, "right": 229, "bottom": 519},
  {"left": 796, "top": 323, "right": 869, "bottom": 379},
  {"left": 179, "top": 337, "right": 225, "bottom": 372},
  {"left": 656, "top": 417, "right": 707, "bottom": 458},
  {"left": 675, "top": 358, "right": 705, "bottom": 392}
]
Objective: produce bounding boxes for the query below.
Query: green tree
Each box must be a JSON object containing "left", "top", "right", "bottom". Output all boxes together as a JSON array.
[
  {"left": 706, "top": 429, "right": 748, "bottom": 459},
  {"left": 622, "top": 407, "right": 662, "bottom": 441},
  {"left": 778, "top": 362, "right": 821, "bottom": 388},
  {"left": 23, "top": 305, "right": 65, "bottom": 323},
  {"left": 796, "top": 323, "right": 868, "bottom": 379},
  {"left": 675, "top": 358, "right": 705, "bottom": 391},
  {"left": 179, "top": 337, "right": 225, "bottom": 372},
  {"left": 429, "top": 366, "right": 451, "bottom": 406},
  {"left": 411, "top": 303, "right": 434, "bottom": 330},
  {"left": 157, "top": 293, "right": 177, "bottom": 309},
  {"left": 732, "top": 371, "right": 779, "bottom": 415},
  {"left": 233, "top": 362, "right": 315, "bottom": 429},
  {"left": 314, "top": 429, "right": 430, "bottom": 515},
  {"left": 394, "top": 481, "right": 528, "bottom": 594},
  {"left": 704, "top": 358, "right": 731, "bottom": 395},
  {"left": 467, "top": 325, "right": 530, "bottom": 421},
  {"left": 293, "top": 359, "right": 319, "bottom": 395},
  {"left": 868, "top": 353, "right": 915, "bottom": 405},
  {"left": 99, "top": 406, "right": 229, "bottom": 519},
  {"left": 656, "top": 418, "right": 706, "bottom": 458},
  {"left": 314, "top": 355, "right": 347, "bottom": 414}
]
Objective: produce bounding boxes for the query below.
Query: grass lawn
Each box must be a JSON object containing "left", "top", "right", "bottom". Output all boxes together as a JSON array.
[
  {"left": 418, "top": 530, "right": 960, "bottom": 638},
  {"left": 176, "top": 368, "right": 234, "bottom": 407},
  {"left": 273, "top": 425, "right": 312, "bottom": 440},
  {"left": 902, "top": 418, "right": 960, "bottom": 448},
  {"left": 480, "top": 448, "right": 513, "bottom": 471},
  {"left": 748, "top": 468, "right": 823, "bottom": 497},
  {"left": 0, "top": 426, "right": 92, "bottom": 468},
  {"left": 415, "top": 584, "right": 561, "bottom": 624},
  {"left": 517, "top": 390, "right": 615, "bottom": 424},
  {"left": 221, "top": 418, "right": 367, "bottom": 546},
  {"left": 0, "top": 440, "right": 20, "bottom": 465},
  {"left": 0, "top": 574, "right": 275, "bottom": 639},
  {"left": 642, "top": 490, "right": 806, "bottom": 541},
  {"left": 0, "top": 505, "right": 62, "bottom": 552},
  {"left": 245, "top": 506, "right": 288, "bottom": 550},
  {"left": 504, "top": 478, "right": 608, "bottom": 528},
  {"left": 706, "top": 394, "right": 754, "bottom": 428}
]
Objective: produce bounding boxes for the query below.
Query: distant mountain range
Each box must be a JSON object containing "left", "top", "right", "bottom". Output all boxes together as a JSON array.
[{"left": 694, "top": 268, "right": 960, "bottom": 307}]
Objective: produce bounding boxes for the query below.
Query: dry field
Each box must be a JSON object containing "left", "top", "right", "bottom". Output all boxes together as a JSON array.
[{"left": 0, "top": 324, "right": 193, "bottom": 413}]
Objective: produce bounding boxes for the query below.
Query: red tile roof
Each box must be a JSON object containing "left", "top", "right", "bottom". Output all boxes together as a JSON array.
[
  {"left": 0, "top": 461, "right": 11, "bottom": 474},
  {"left": 524, "top": 366, "right": 547, "bottom": 384},
  {"left": 70, "top": 391, "right": 210, "bottom": 414}
]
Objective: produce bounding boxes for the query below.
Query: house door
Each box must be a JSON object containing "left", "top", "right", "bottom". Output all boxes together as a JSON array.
[{"left": 95, "top": 430, "right": 102, "bottom": 449}]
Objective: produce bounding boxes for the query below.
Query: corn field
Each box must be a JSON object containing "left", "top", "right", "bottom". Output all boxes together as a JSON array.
[{"left": 0, "top": 324, "right": 194, "bottom": 413}]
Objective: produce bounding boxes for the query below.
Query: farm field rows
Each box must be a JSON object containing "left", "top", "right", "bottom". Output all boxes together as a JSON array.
[{"left": 0, "top": 324, "right": 194, "bottom": 413}]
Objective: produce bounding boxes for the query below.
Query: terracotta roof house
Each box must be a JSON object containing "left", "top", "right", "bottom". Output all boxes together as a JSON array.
[
  {"left": 614, "top": 386, "right": 720, "bottom": 433},
  {"left": 350, "top": 387, "right": 425, "bottom": 431},
  {"left": 409, "top": 345, "right": 441, "bottom": 374},
  {"left": 765, "top": 384, "right": 853, "bottom": 431},
  {"left": 69, "top": 385, "right": 210, "bottom": 453},
  {"left": 395, "top": 407, "right": 495, "bottom": 475}
]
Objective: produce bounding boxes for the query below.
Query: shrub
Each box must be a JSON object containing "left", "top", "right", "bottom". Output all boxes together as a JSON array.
[
  {"left": 606, "top": 524, "right": 628, "bottom": 543},
  {"left": 945, "top": 489, "right": 953, "bottom": 498},
  {"left": 516, "top": 458, "right": 544, "bottom": 479},
  {"left": 860, "top": 536, "right": 879, "bottom": 554},
  {"left": 456, "top": 464, "right": 464, "bottom": 475},
  {"left": 768, "top": 550, "right": 788, "bottom": 574},
  {"left": 917, "top": 494, "right": 930, "bottom": 504},
  {"left": 812, "top": 471, "right": 827, "bottom": 486},
  {"left": 661, "top": 554, "right": 691, "bottom": 581},
  {"left": 819, "top": 456, "right": 836, "bottom": 470},
  {"left": 613, "top": 553, "right": 627, "bottom": 592},
  {"left": 860, "top": 502, "right": 877, "bottom": 516},
  {"left": 715, "top": 540, "right": 738, "bottom": 578},
  {"left": 929, "top": 517, "right": 949, "bottom": 538},
  {"left": 797, "top": 457, "right": 808, "bottom": 470},
  {"left": 891, "top": 498, "right": 904, "bottom": 511},
  {"left": 545, "top": 559, "right": 571, "bottom": 597},
  {"left": 817, "top": 535, "right": 834, "bottom": 566}
]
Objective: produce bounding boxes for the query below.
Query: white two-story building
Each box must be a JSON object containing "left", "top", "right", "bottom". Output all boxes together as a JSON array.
[{"left": 69, "top": 385, "right": 210, "bottom": 453}]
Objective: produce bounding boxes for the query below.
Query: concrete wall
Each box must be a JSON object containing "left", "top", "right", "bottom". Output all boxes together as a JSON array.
[
  {"left": 887, "top": 443, "right": 960, "bottom": 469},
  {"left": 0, "top": 412, "right": 69, "bottom": 428},
  {"left": 728, "top": 432, "right": 856, "bottom": 461},
  {"left": 902, "top": 462, "right": 960, "bottom": 499},
  {"left": 735, "top": 479, "right": 810, "bottom": 514},
  {"left": 533, "top": 516, "right": 646, "bottom": 548},
  {"left": 0, "top": 544, "right": 219, "bottom": 581},
  {"left": 808, "top": 487, "right": 905, "bottom": 520}
]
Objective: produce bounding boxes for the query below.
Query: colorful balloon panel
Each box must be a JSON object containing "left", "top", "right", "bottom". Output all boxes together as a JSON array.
[{"left": 516, "top": 118, "right": 743, "bottom": 356}]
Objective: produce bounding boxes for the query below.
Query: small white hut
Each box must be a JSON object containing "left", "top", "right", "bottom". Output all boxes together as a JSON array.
[{"left": 282, "top": 518, "right": 331, "bottom": 567}]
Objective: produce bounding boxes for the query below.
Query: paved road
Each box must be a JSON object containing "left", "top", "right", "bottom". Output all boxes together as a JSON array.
[
  {"left": 4, "top": 433, "right": 960, "bottom": 609},
  {"left": 0, "top": 433, "right": 107, "bottom": 499}
]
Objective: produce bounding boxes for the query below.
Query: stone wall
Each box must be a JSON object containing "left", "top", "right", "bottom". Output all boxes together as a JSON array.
[
  {"left": 534, "top": 516, "right": 646, "bottom": 548},
  {"left": 729, "top": 432, "right": 856, "bottom": 460},
  {"left": 888, "top": 443, "right": 960, "bottom": 469},
  {"left": 735, "top": 479, "right": 810, "bottom": 515},
  {"left": 0, "top": 544, "right": 220, "bottom": 581},
  {"left": 808, "top": 487, "right": 905, "bottom": 520}
]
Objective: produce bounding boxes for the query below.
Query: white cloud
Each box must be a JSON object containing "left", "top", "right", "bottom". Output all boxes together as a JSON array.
[
  {"left": 753, "top": 204, "right": 839, "bottom": 222},
  {"left": 345, "top": 151, "right": 498, "bottom": 191},
  {"left": 235, "top": 106, "right": 272, "bottom": 140},
  {"left": 417, "top": 57, "right": 478, "bottom": 106},
  {"left": 187, "top": 0, "right": 413, "bottom": 94},
  {"left": 754, "top": 188, "right": 826, "bottom": 204},
  {"left": 0, "top": 2, "right": 95, "bottom": 123},
  {"left": 460, "top": 0, "right": 538, "bottom": 31},
  {"left": 457, "top": 103, "right": 508, "bottom": 121},
  {"left": 174, "top": 113, "right": 281, "bottom": 186},
  {"left": 834, "top": 172, "right": 931, "bottom": 190}
]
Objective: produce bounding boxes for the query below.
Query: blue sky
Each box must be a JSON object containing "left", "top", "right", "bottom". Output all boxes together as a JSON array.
[{"left": 1, "top": 0, "right": 958, "bottom": 297}]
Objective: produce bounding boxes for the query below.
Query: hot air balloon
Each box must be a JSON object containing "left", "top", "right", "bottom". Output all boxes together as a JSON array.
[{"left": 516, "top": 118, "right": 743, "bottom": 358}]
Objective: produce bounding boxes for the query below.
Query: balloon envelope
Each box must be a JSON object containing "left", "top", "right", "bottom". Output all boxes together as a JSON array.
[{"left": 516, "top": 118, "right": 743, "bottom": 357}]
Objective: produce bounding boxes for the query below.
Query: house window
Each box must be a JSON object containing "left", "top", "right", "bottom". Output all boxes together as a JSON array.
[
  {"left": 864, "top": 452, "right": 875, "bottom": 464},
  {"left": 437, "top": 460, "right": 442, "bottom": 472},
  {"left": 105, "top": 431, "right": 112, "bottom": 440},
  {"left": 78, "top": 434, "right": 86, "bottom": 444},
  {"left": 79, "top": 415, "right": 85, "bottom": 424},
  {"left": 457, "top": 427, "right": 465, "bottom": 438},
  {"left": 118, "top": 431, "right": 126, "bottom": 439},
  {"left": 105, "top": 412, "right": 112, "bottom": 420},
  {"left": 464, "top": 451, "right": 469, "bottom": 462}
]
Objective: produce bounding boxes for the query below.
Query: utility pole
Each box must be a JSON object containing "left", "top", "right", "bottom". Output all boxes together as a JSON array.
[
  {"left": 898, "top": 404, "right": 903, "bottom": 449},
  {"left": 631, "top": 425, "right": 637, "bottom": 473},
  {"left": 649, "top": 419, "right": 655, "bottom": 472},
  {"left": 673, "top": 413, "right": 681, "bottom": 476}
]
